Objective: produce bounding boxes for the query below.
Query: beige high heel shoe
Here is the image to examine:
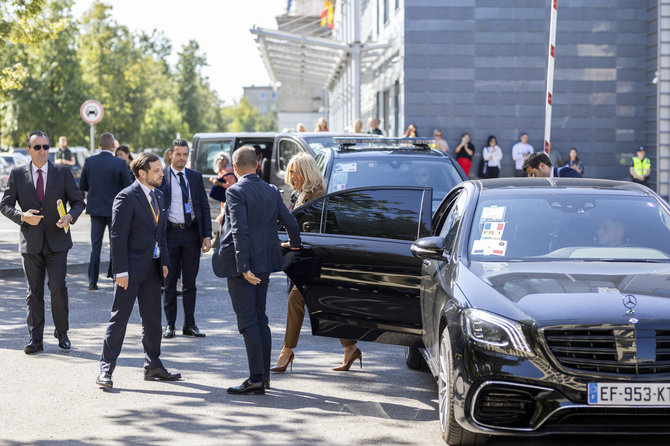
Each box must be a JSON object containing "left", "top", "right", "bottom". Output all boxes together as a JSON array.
[
  {"left": 333, "top": 348, "right": 362, "bottom": 371},
  {"left": 271, "top": 347, "right": 295, "bottom": 373}
]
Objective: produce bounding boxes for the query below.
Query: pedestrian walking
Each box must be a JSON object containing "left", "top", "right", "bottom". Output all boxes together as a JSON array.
[
  {"left": 97, "top": 152, "right": 181, "bottom": 389},
  {"left": 511, "top": 133, "right": 533, "bottom": 177},
  {"left": 0, "top": 130, "right": 85, "bottom": 354},
  {"left": 272, "top": 153, "right": 361, "bottom": 374},
  {"left": 213, "top": 146, "right": 301, "bottom": 395},
  {"left": 630, "top": 146, "right": 651, "bottom": 186},
  {"left": 79, "top": 133, "right": 133, "bottom": 291},
  {"left": 159, "top": 139, "right": 212, "bottom": 339}
]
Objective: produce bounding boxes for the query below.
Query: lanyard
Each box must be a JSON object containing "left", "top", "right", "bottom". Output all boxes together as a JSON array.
[{"left": 146, "top": 193, "right": 159, "bottom": 225}]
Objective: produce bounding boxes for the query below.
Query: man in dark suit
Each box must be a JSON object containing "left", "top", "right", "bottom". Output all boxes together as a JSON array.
[
  {"left": 221, "top": 146, "right": 301, "bottom": 395},
  {"left": 96, "top": 153, "right": 181, "bottom": 389},
  {"left": 79, "top": 133, "right": 133, "bottom": 290},
  {"left": 523, "top": 152, "right": 583, "bottom": 178},
  {"left": 158, "top": 139, "right": 212, "bottom": 339},
  {"left": 0, "top": 130, "right": 85, "bottom": 354}
]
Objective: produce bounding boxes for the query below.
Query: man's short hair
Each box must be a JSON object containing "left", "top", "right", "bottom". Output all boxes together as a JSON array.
[
  {"left": 26, "top": 130, "right": 49, "bottom": 146},
  {"left": 130, "top": 152, "right": 160, "bottom": 179},
  {"left": 520, "top": 132, "right": 528, "bottom": 137},
  {"left": 169, "top": 138, "right": 189, "bottom": 152},
  {"left": 100, "top": 133, "right": 115, "bottom": 150},
  {"left": 232, "top": 146, "right": 257, "bottom": 169},
  {"left": 523, "top": 152, "right": 552, "bottom": 174}
]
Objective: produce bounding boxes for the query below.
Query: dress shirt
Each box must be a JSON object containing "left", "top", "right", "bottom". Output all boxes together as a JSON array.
[
  {"left": 31, "top": 162, "right": 48, "bottom": 195},
  {"left": 168, "top": 166, "right": 192, "bottom": 224}
]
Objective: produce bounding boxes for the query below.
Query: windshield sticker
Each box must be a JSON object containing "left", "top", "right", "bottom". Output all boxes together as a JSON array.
[
  {"left": 472, "top": 239, "right": 508, "bottom": 256},
  {"left": 339, "top": 162, "right": 357, "bottom": 173},
  {"left": 481, "top": 206, "right": 506, "bottom": 221},
  {"left": 482, "top": 263, "right": 509, "bottom": 274},
  {"left": 481, "top": 221, "right": 505, "bottom": 240},
  {"left": 333, "top": 184, "right": 347, "bottom": 191}
]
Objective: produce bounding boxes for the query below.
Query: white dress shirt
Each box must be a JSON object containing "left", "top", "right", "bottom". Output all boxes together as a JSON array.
[{"left": 168, "top": 166, "right": 193, "bottom": 224}]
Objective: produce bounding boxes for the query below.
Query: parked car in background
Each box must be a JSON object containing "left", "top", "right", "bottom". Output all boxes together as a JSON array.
[
  {"left": 1, "top": 152, "right": 29, "bottom": 168},
  {"left": 0, "top": 156, "right": 12, "bottom": 189},
  {"left": 48, "top": 146, "right": 91, "bottom": 183},
  {"left": 316, "top": 137, "right": 466, "bottom": 212},
  {"left": 283, "top": 178, "right": 670, "bottom": 444}
]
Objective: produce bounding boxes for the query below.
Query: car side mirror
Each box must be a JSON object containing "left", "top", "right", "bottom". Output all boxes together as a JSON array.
[{"left": 411, "top": 236, "right": 448, "bottom": 261}]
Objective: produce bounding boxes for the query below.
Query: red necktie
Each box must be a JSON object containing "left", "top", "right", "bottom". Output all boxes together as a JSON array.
[{"left": 36, "top": 169, "right": 44, "bottom": 203}]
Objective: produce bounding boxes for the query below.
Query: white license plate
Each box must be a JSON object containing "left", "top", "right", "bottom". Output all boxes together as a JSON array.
[{"left": 588, "top": 383, "right": 670, "bottom": 406}]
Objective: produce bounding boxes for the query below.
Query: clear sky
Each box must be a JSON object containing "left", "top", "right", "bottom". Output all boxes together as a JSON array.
[{"left": 72, "top": 0, "right": 286, "bottom": 104}]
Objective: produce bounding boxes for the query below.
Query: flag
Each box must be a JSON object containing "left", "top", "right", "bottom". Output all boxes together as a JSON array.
[{"left": 320, "top": 0, "right": 334, "bottom": 30}]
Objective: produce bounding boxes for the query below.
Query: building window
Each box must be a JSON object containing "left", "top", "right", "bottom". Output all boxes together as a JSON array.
[
  {"left": 383, "top": 0, "right": 389, "bottom": 24},
  {"left": 260, "top": 92, "right": 266, "bottom": 99},
  {"left": 395, "top": 0, "right": 399, "bottom": 11}
]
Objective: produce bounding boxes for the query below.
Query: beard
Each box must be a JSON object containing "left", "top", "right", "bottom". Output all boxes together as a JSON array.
[{"left": 148, "top": 177, "right": 163, "bottom": 188}]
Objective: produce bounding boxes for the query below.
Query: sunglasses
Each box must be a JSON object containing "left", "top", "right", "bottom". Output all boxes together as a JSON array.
[{"left": 32, "top": 144, "right": 50, "bottom": 151}]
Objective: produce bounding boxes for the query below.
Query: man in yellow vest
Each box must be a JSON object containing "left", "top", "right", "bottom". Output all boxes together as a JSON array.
[{"left": 630, "top": 146, "right": 651, "bottom": 186}]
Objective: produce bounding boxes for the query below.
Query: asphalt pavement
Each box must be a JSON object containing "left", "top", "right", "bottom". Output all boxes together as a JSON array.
[{"left": 0, "top": 215, "right": 669, "bottom": 445}]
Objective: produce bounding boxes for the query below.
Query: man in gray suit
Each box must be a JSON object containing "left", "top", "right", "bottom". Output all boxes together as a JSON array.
[
  {"left": 0, "top": 130, "right": 85, "bottom": 354},
  {"left": 220, "top": 146, "right": 301, "bottom": 395}
]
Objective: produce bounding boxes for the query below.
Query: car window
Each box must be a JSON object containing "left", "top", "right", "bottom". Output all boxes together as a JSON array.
[
  {"left": 294, "top": 198, "right": 324, "bottom": 233},
  {"left": 469, "top": 193, "right": 670, "bottom": 261},
  {"left": 196, "top": 140, "right": 233, "bottom": 175},
  {"left": 438, "top": 191, "right": 468, "bottom": 253},
  {"left": 326, "top": 157, "right": 463, "bottom": 213},
  {"left": 277, "top": 139, "right": 301, "bottom": 174},
  {"left": 315, "top": 151, "right": 329, "bottom": 178},
  {"left": 324, "top": 189, "right": 426, "bottom": 241}
]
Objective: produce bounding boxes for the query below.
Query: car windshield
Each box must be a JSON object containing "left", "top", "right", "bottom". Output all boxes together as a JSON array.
[
  {"left": 468, "top": 193, "right": 670, "bottom": 262},
  {"left": 327, "top": 157, "right": 463, "bottom": 213},
  {"left": 304, "top": 136, "right": 342, "bottom": 154}
]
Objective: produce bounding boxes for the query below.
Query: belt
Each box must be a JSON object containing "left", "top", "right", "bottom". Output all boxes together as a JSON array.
[{"left": 168, "top": 221, "right": 197, "bottom": 229}]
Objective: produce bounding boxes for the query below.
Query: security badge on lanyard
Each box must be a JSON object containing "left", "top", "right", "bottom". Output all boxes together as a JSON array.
[{"left": 146, "top": 193, "right": 160, "bottom": 259}]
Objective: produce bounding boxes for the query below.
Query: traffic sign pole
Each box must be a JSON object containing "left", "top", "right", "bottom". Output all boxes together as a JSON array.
[
  {"left": 544, "top": 0, "right": 558, "bottom": 154},
  {"left": 90, "top": 123, "right": 94, "bottom": 152},
  {"left": 80, "top": 99, "right": 104, "bottom": 152}
]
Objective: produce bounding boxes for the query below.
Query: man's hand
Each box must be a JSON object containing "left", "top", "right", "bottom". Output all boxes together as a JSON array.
[
  {"left": 22, "top": 209, "right": 43, "bottom": 226},
  {"left": 243, "top": 270, "right": 261, "bottom": 285},
  {"left": 281, "top": 241, "right": 301, "bottom": 251},
  {"left": 56, "top": 213, "right": 72, "bottom": 228},
  {"left": 116, "top": 275, "right": 128, "bottom": 290},
  {"left": 162, "top": 265, "right": 168, "bottom": 279},
  {"left": 202, "top": 237, "right": 212, "bottom": 253}
]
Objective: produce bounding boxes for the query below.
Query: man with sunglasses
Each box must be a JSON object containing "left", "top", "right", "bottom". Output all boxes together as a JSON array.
[{"left": 0, "top": 130, "right": 85, "bottom": 354}]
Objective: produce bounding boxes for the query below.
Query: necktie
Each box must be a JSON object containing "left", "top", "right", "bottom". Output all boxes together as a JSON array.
[
  {"left": 177, "top": 172, "right": 192, "bottom": 226},
  {"left": 149, "top": 190, "right": 159, "bottom": 224},
  {"left": 36, "top": 169, "right": 44, "bottom": 203}
]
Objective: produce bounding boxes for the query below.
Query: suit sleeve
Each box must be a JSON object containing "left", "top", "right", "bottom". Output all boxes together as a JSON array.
[
  {"left": 79, "top": 162, "right": 89, "bottom": 192},
  {"left": 226, "top": 186, "right": 251, "bottom": 273},
  {"left": 121, "top": 162, "right": 133, "bottom": 188},
  {"left": 196, "top": 172, "right": 212, "bottom": 239},
  {"left": 158, "top": 191, "right": 170, "bottom": 268},
  {"left": 277, "top": 189, "right": 301, "bottom": 248},
  {"left": 64, "top": 168, "right": 85, "bottom": 223},
  {"left": 0, "top": 169, "right": 23, "bottom": 225},
  {"left": 110, "top": 190, "right": 132, "bottom": 275}
]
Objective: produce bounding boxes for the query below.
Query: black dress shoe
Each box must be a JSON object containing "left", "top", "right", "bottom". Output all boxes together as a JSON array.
[
  {"left": 182, "top": 325, "right": 205, "bottom": 337},
  {"left": 88, "top": 284, "right": 98, "bottom": 291},
  {"left": 227, "top": 378, "right": 265, "bottom": 395},
  {"left": 55, "top": 331, "right": 71, "bottom": 349},
  {"left": 162, "top": 325, "right": 175, "bottom": 338},
  {"left": 96, "top": 372, "right": 113, "bottom": 388},
  {"left": 144, "top": 366, "right": 182, "bottom": 381},
  {"left": 23, "top": 340, "right": 43, "bottom": 354}
]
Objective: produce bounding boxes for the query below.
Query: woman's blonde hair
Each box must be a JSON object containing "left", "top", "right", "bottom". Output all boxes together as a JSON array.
[
  {"left": 213, "top": 152, "right": 231, "bottom": 171},
  {"left": 284, "top": 152, "right": 325, "bottom": 193}
]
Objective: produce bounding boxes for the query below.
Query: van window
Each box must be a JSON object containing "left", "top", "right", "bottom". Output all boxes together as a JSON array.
[
  {"left": 196, "top": 140, "right": 233, "bottom": 175},
  {"left": 277, "top": 139, "right": 301, "bottom": 174}
]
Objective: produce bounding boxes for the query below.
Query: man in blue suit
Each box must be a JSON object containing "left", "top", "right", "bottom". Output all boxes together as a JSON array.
[
  {"left": 96, "top": 153, "right": 180, "bottom": 389},
  {"left": 220, "top": 146, "right": 301, "bottom": 395},
  {"left": 79, "top": 133, "right": 133, "bottom": 290},
  {"left": 523, "top": 152, "right": 583, "bottom": 178},
  {"left": 158, "top": 139, "right": 212, "bottom": 339},
  {"left": 0, "top": 130, "right": 85, "bottom": 354}
]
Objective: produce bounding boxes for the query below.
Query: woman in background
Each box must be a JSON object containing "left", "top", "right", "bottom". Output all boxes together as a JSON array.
[
  {"left": 567, "top": 147, "right": 584, "bottom": 175},
  {"left": 209, "top": 152, "right": 236, "bottom": 226},
  {"left": 482, "top": 135, "right": 503, "bottom": 179},
  {"left": 115, "top": 145, "right": 133, "bottom": 165},
  {"left": 404, "top": 124, "right": 418, "bottom": 137},
  {"left": 315, "top": 117, "right": 329, "bottom": 132},
  {"left": 272, "top": 153, "right": 362, "bottom": 373},
  {"left": 454, "top": 132, "right": 475, "bottom": 177}
]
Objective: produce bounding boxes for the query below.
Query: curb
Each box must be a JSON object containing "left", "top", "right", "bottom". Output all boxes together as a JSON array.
[{"left": 0, "top": 260, "right": 109, "bottom": 279}]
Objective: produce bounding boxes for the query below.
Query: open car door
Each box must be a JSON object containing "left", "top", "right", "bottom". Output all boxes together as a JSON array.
[{"left": 282, "top": 186, "right": 432, "bottom": 347}]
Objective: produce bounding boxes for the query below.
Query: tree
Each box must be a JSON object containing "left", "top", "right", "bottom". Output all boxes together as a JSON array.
[
  {"left": 222, "top": 97, "right": 276, "bottom": 132},
  {"left": 139, "top": 98, "right": 188, "bottom": 149}
]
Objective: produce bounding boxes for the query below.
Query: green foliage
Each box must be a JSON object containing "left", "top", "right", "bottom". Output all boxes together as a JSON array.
[{"left": 0, "top": 0, "right": 277, "bottom": 150}]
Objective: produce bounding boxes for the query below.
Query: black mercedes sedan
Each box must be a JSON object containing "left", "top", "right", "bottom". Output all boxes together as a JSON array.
[{"left": 282, "top": 178, "right": 670, "bottom": 445}]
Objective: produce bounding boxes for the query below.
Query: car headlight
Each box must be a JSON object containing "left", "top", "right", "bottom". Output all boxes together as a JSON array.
[{"left": 463, "top": 308, "right": 534, "bottom": 358}]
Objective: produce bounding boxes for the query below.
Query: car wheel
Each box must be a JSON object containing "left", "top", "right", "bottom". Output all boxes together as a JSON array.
[
  {"left": 438, "top": 328, "right": 488, "bottom": 446},
  {"left": 405, "top": 345, "right": 427, "bottom": 370}
]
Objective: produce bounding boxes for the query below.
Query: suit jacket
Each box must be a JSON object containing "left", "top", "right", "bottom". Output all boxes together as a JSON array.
[
  {"left": 216, "top": 174, "right": 300, "bottom": 277},
  {"left": 110, "top": 181, "right": 169, "bottom": 280},
  {"left": 553, "top": 166, "right": 583, "bottom": 178},
  {"left": 79, "top": 151, "right": 133, "bottom": 217},
  {"left": 0, "top": 162, "right": 85, "bottom": 254},
  {"left": 158, "top": 167, "right": 212, "bottom": 242}
]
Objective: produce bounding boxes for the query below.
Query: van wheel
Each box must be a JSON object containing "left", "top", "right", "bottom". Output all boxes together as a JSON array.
[{"left": 438, "top": 328, "right": 488, "bottom": 445}]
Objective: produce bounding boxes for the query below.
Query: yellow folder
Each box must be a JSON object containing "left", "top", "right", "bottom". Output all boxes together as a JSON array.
[{"left": 56, "top": 199, "right": 69, "bottom": 233}]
